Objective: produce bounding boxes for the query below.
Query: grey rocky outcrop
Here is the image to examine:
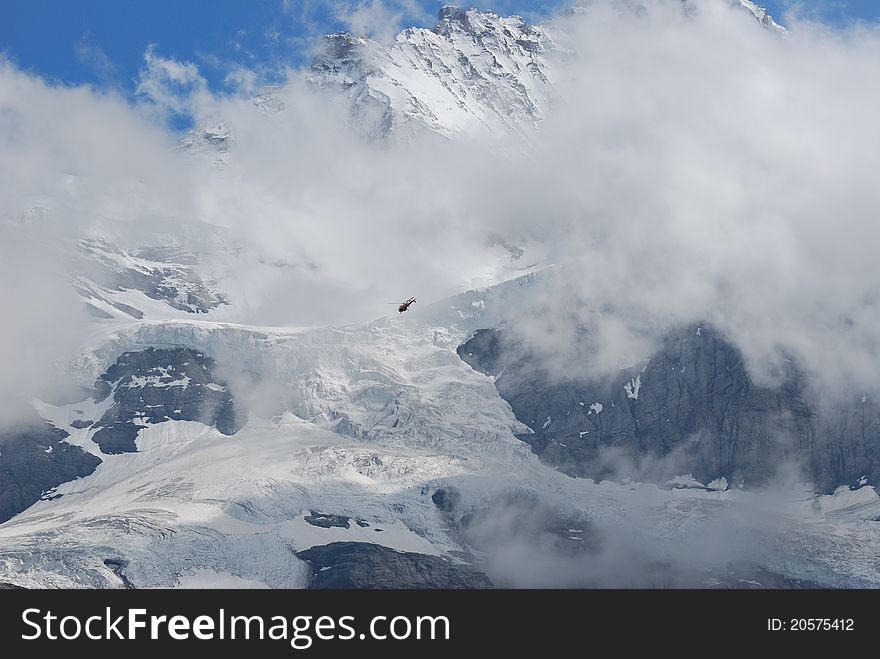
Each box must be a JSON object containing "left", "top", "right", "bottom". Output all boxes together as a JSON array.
[
  {"left": 459, "top": 325, "right": 879, "bottom": 492},
  {"left": 297, "top": 542, "right": 493, "bottom": 589}
]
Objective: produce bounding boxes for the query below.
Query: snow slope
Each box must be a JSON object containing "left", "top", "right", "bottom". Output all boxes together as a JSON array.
[
  {"left": 306, "top": 3, "right": 784, "bottom": 142},
  {"left": 3, "top": 272, "right": 880, "bottom": 588},
  {"left": 308, "top": 7, "right": 559, "bottom": 141}
]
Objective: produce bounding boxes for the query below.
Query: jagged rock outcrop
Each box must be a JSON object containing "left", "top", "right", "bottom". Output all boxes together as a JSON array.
[
  {"left": 75, "top": 239, "right": 229, "bottom": 317},
  {"left": 308, "top": 7, "right": 556, "bottom": 140},
  {"left": 90, "top": 348, "right": 244, "bottom": 454},
  {"left": 0, "top": 417, "right": 101, "bottom": 523},
  {"left": 459, "top": 325, "right": 879, "bottom": 491}
]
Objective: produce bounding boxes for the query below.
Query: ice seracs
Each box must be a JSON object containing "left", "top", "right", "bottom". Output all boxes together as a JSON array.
[{"left": 7, "top": 1, "right": 874, "bottom": 591}]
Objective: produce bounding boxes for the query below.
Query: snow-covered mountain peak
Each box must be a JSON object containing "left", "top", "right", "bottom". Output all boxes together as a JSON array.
[
  {"left": 308, "top": 7, "right": 556, "bottom": 140},
  {"left": 198, "top": 2, "right": 784, "bottom": 150},
  {"left": 435, "top": 5, "right": 537, "bottom": 41},
  {"left": 299, "top": 2, "right": 787, "bottom": 144},
  {"left": 735, "top": 1, "right": 786, "bottom": 33}
]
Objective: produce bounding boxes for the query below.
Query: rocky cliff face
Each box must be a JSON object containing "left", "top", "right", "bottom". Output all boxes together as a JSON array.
[
  {"left": 298, "top": 541, "right": 493, "bottom": 589},
  {"left": 459, "top": 325, "right": 879, "bottom": 492},
  {"left": 0, "top": 417, "right": 101, "bottom": 523},
  {"left": 733, "top": 0, "right": 786, "bottom": 33},
  {"left": 88, "top": 348, "right": 244, "bottom": 454},
  {"left": 308, "top": 7, "right": 557, "bottom": 140}
]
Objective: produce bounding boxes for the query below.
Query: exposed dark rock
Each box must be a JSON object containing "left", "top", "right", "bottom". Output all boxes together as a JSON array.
[
  {"left": 449, "top": 490, "right": 820, "bottom": 587},
  {"left": 516, "top": 38, "right": 540, "bottom": 53},
  {"left": 308, "top": 6, "right": 548, "bottom": 141},
  {"left": 90, "top": 348, "right": 244, "bottom": 454},
  {"left": 304, "top": 512, "right": 351, "bottom": 529},
  {"left": 297, "top": 542, "right": 493, "bottom": 589},
  {"left": 0, "top": 582, "right": 25, "bottom": 589},
  {"left": 459, "top": 328, "right": 504, "bottom": 375},
  {"left": 0, "top": 416, "right": 101, "bottom": 523},
  {"left": 459, "top": 325, "right": 880, "bottom": 492},
  {"left": 437, "top": 7, "right": 472, "bottom": 35},
  {"left": 70, "top": 419, "right": 93, "bottom": 430},
  {"left": 311, "top": 33, "right": 361, "bottom": 74},
  {"left": 92, "top": 379, "right": 112, "bottom": 403},
  {"left": 84, "top": 303, "right": 114, "bottom": 319},
  {"left": 106, "top": 300, "right": 145, "bottom": 320},
  {"left": 431, "top": 487, "right": 461, "bottom": 513},
  {"left": 38, "top": 385, "right": 98, "bottom": 408}
]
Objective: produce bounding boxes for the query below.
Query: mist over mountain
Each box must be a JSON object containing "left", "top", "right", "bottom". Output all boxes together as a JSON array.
[{"left": 1, "top": 1, "right": 879, "bottom": 589}]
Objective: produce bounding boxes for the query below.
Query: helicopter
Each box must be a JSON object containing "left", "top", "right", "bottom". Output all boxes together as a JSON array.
[{"left": 389, "top": 297, "right": 416, "bottom": 313}]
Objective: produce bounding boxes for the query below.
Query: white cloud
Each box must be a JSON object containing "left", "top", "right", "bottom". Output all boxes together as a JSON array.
[
  {"left": 74, "top": 37, "right": 118, "bottom": 84},
  {"left": 287, "top": 0, "right": 434, "bottom": 45},
  {"left": 485, "top": 0, "right": 880, "bottom": 392},
  {"left": 336, "top": 0, "right": 433, "bottom": 43},
  {"left": 0, "top": 59, "right": 197, "bottom": 421},
  {"left": 135, "top": 45, "right": 210, "bottom": 118},
  {"left": 1, "top": 0, "right": 879, "bottom": 420}
]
